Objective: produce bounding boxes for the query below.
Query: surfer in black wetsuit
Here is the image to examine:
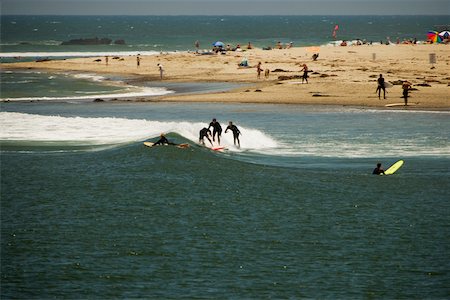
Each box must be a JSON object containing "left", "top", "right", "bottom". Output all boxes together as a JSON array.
[
  {"left": 153, "top": 133, "right": 175, "bottom": 146},
  {"left": 372, "top": 163, "right": 385, "bottom": 175},
  {"left": 199, "top": 127, "right": 213, "bottom": 146},
  {"left": 208, "top": 118, "right": 222, "bottom": 145},
  {"left": 225, "top": 121, "right": 241, "bottom": 148},
  {"left": 376, "top": 74, "right": 386, "bottom": 99}
]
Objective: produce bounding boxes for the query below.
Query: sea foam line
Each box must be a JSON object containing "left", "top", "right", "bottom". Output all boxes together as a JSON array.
[
  {"left": 0, "top": 87, "right": 173, "bottom": 102},
  {"left": 0, "top": 51, "right": 175, "bottom": 58}
]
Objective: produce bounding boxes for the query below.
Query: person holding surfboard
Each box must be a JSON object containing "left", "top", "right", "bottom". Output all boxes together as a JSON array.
[
  {"left": 372, "top": 163, "right": 386, "bottom": 175},
  {"left": 376, "top": 74, "right": 386, "bottom": 99},
  {"left": 199, "top": 127, "right": 213, "bottom": 146},
  {"left": 208, "top": 118, "right": 222, "bottom": 145},
  {"left": 225, "top": 121, "right": 241, "bottom": 148}
]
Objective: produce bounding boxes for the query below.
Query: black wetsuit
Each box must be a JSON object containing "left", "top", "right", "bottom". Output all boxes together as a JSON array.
[
  {"left": 199, "top": 128, "right": 212, "bottom": 145},
  {"left": 153, "top": 136, "right": 172, "bottom": 146},
  {"left": 372, "top": 167, "right": 385, "bottom": 175},
  {"left": 208, "top": 121, "right": 222, "bottom": 142},
  {"left": 225, "top": 124, "right": 241, "bottom": 147},
  {"left": 377, "top": 76, "right": 386, "bottom": 99}
]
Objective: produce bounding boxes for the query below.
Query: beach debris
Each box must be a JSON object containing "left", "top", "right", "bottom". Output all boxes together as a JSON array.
[
  {"left": 93, "top": 98, "right": 104, "bottom": 102},
  {"left": 277, "top": 75, "right": 302, "bottom": 81},
  {"left": 93, "top": 59, "right": 102, "bottom": 62},
  {"left": 272, "top": 68, "right": 289, "bottom": 73},
  {"left": 255, "top": 89, "right": 262, "bottom": 92}
]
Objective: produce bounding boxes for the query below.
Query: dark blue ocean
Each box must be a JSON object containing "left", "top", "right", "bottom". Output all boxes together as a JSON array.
[
  {"left": 2, "top": 15, "right": 449, "bottom": 55},
  {"left": 1, "top": 15, "right": 450, "bottom": 299}
]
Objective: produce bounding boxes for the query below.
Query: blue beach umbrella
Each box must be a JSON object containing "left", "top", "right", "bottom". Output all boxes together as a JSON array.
[{"left": 212, "top": 41, "right": 225, "bottom": 47}]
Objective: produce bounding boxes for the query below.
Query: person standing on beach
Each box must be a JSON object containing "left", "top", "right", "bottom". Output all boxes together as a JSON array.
[
  {"left": 257, "top": 62, "right": 263, "bottom": 79},
  {"left": 208, "top": 118, "right": 222, "bottom": 145},
  {"left": 301, "top": 64, "right": 309, "bottom": 84},
  {"left": 225, "top": 121, "right": 241, "bottom": 148},
  {"left": 402, "top": 81, "right": 412, "bottom": 105},
  {"left": 105, "top": 56, "right": 109, "bottom": 66},
  {"left": 157, "top": 63, "right": 164, "bottom": 80},
  {"left": 376, "top": 74, "right": 386, "bottom": 99},
  {"left": 199, "top": 128, "right": 213, "bottom": 146},
  {"left": 195, "top": 40, "right": 200, "bottom": 53},
  {"left": 136, "top": 55, "right": 141, "bottom": 68}
]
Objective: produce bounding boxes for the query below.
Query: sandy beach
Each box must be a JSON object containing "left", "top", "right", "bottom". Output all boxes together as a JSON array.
[{"left": 3, "top": 44, "right": 449, "bottom": 109}]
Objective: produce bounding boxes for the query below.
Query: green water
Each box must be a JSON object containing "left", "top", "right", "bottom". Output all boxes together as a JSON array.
[{"left": 1, "top": 102, "right": 449, "bottom": 298}]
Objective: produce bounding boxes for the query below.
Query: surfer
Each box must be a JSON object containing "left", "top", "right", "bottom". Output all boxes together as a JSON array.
[
  {"left": 372, "top": 163, "right": 386, "bottom": 175},
  {"left": 376, "top": 74, "right": 386, "bottom": 99},
  {"left": 199, "top": 127, "right": 213, "bottom": 146},
  {"left": 208, "top": 118, "right": 222, "bottom": 145},
  {"left": 402, "top": 81, "right": 412, "bottom": 105},
  {"left": 153, "top": 133, "right": 175, "bottom": 146},
  {"left": 225, "top": 121, "right": 241, "bottom": 148}
]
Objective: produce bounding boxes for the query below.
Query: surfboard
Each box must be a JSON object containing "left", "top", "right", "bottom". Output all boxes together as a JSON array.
[
  {"left": 384, "top": 82, "right": 393, "bottom": 89},
  {"left": 381, "top": 160, "right": 404, "bottom": 175},
  {"left": 144, "top": 142, "right": 189, "bottom": 149},
  {"left": 385, "top": 103, "right": 417, "bottom": 107},
  {"left": 211, "top": 146, "right": 225, "bottom": 151}
]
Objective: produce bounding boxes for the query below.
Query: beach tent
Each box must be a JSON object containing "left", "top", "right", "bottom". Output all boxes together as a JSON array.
[
  {"left": 212, "top": 41, "right": 225, "bottom": 47},
  {"left": 439, "top": 31, "right": 450, "bottom": 39}
]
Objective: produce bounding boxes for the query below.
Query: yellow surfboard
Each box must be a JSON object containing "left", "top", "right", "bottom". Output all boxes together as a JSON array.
[{"left": 381, "top": 160, "right": 404, "bottom": 175}]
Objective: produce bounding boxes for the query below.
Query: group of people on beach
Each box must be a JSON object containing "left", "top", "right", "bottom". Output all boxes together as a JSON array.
[{"left": 199, "top": 119, "right": 241, "bottom": 148}]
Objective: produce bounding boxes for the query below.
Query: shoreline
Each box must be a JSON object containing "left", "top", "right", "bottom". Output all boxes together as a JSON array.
[{"left": 2, "top": 44, "right": 449, "bottom": 110}]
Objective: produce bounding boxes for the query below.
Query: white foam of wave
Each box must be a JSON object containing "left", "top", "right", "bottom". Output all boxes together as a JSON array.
[
  {"left": 0, "top": 112, "right": 279, "bottom": 152},
  {"left": 0, "top": 51, "right": 171, "bottom": 58},
  {"left": 0, "top": 87, "right": 173, "bottom": 102},
  {"left": 71, "top": 73, "right": 107, "bottom": 82}
]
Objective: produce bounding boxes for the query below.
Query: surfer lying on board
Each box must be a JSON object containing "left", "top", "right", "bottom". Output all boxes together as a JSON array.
[
  {"left": 153, "top": 133, "right": 176, "bottom": 146},
  {"left": 208, "top": 118, "right": 222, "bottom": 145},
  {"left": 199, "top": 128, "right": 213, "bottom": 146},
  {"left": 372, "top": 163, "right": 386, "bottom": 175},
  {"left": 225, "top": 121, "right": 241, "bottom": 148}
]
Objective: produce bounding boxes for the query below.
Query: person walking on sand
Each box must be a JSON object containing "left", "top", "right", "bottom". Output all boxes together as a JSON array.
[
  {"left": 225, "top": 121, "right": 241, "bottom": 148},
  {"left": 376, "top": 74, "right": 386, "bottom": 99},
  {"left": 157, "top": 63, "right": 164, "bottom": 80},
  {"left": 105, "top": 56, "right": 109, "bottom": 66},
  {"left": 208, "top": 118, "right": 222, "bottom": 145},
  {"left": 402, "top": 80, "right": 412, "bottom": 105},
  {"left": 136, "top": 55, "right": 141, "bottom": 68},
  {"left": 257, "top": 62, "right": 263, "bottom": 79},
  {"left": 199, "top": 127, "right": 213, "bottom": 146},
  {"left": 301, "top": 64, "right": 309, "bottom": 84}
]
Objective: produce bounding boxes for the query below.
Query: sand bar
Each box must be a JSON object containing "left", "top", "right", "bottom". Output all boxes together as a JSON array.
[{"left": 2, "top": 44, "right": 449, "bottom": 110}]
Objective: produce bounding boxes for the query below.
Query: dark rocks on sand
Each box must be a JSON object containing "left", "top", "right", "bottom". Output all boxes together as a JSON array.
[
  {"left": 278, "top": 75, "right": 302, "bottom": 81},
  {"left": 416, "top": 83, "right": 431, "bottom": 87},
  {"left": 93, "top": 98, "right": 104, "bottom": 102}
]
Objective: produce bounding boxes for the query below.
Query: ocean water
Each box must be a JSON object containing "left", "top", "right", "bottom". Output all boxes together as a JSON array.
[
  {"left": 2, "top": 15, "right": 450, "bottom": 57},
  {"left": 1, "top": 102, "right": 449, "bottom": 298}
]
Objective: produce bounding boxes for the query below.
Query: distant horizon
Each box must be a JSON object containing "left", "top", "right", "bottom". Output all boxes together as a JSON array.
[
  {"left": 2, "top": 14, "right": 450, "bottom": 16},
  {"left": 2, "top": 0, "right": 450, "bottom": 16}
]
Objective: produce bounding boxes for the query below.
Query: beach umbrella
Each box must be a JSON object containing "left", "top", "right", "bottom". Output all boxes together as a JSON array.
[
  {"left": 427, "top": 31, "right": 442, "bottom": 43},
  {"left": 212, "top": 41, "right": 225, "bottom": 47},
  {"left": 439, "top": 31, "right": 450, "bottom": 39}
]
